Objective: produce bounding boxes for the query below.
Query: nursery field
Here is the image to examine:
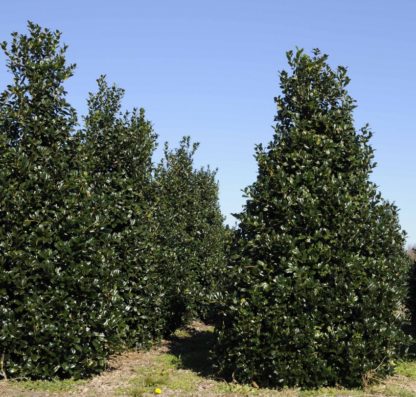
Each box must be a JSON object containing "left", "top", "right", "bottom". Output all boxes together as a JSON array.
[
  {"left": 1, "top": 322, "right": 416, "bottom": 397},
  {"left": 1, "top": 22, "right": 415, "bottom": 396}
]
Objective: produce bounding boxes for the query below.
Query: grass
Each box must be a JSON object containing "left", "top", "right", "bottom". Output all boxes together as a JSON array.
[
  {"left": 395, "top": 361, "right": 416, "bottom": 379},
  {"left": 19, "top": 379, "right": 87, "bottom": 393},
  {"left": 119, "top": 325, "right": 214, "bottom": 397},
  {"left": 10, "top": 378, "right": 86, "bottom": 393},
  {"left": 2, "top": 324, "right": 416, "bottom": 396},
  {"left": 119, "top": 353, "right": 202, "bottom": 396}
]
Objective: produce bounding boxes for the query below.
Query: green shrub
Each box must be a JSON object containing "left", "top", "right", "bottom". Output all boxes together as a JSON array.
[{"left": 212, "top": 49, "right": 409, "bottom": 388}]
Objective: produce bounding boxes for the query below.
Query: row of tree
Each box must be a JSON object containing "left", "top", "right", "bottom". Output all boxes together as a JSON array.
[
  {"left": 0, "top": 22, "right": 413, "bottom": 390},
  {"left": 0, "top": 23, "right": 226, "bottom": 379}
]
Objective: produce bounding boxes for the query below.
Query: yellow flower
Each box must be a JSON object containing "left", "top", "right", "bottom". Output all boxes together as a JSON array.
[{"left": 154, "top": 388, "right": 162, "bottom": 394}]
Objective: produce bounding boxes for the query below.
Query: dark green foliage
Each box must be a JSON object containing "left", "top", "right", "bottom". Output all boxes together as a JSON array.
[
  {"left": 81, "top": 77, "right": 166, "bottom": 347},
  {"left": 0, "top": 22, "right": 226, "bottom": 379},
  {"left": 201, "top": 223, "right": 235, "bottom": 325},
  {"left": 0, "top": 23, "right": 123, "bottom": 379},
  {"left": 154, "top": 138, "right": 226, "bottom": 332},
  {"left": 212, "top": 49, "right": 409, "bottom": 388},
  {"left": 192, "top": 169, "right": 228, "bottom": 323}
]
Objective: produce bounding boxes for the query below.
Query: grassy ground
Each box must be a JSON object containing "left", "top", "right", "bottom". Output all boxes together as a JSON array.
[{"left": 1, "top": 322, "right": 416, "bottom": 397}]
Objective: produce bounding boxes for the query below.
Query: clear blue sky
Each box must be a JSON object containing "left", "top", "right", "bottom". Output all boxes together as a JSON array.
[{"left": 1, "top": 1, "right": 415, "bottom": 245}]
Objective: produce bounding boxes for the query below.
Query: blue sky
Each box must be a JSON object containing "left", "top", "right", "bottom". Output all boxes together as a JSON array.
[{"left": 1, "top": 1, "right": 415, "bottom": 244}]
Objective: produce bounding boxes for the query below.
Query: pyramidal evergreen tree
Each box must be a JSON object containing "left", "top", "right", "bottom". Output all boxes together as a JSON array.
[
  {"left": 154, "top": 137, "right": 226, "bottom": 332},
  {"left": 81, "top": 76, "right": 166, "bottom": 346},
  {"left": 191, "top": 163, "right": 227, "bottom": 322},
  {"left": 212, "top": 49, "right": 409, "bottom": 388}
]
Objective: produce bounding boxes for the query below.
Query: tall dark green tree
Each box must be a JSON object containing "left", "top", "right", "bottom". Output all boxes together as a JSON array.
[
  {"left": 0, "top": 23, "right": 122, "bottom": 379},
  {"left": 154, "top": 137, "right": 226, "bottom": 332},
  {"left": 191, "top": 165, "right": 227, "bottom": 322},
  {"left": 81, "top": 76, "right": 166, "bottom": 347},
  {"left": 212, "top": 49, "right": 409, "bottom": 388}
]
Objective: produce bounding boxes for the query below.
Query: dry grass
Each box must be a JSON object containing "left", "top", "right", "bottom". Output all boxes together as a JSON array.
[{"left": 1, "top": 322, "right": 416, "bottom": 397}]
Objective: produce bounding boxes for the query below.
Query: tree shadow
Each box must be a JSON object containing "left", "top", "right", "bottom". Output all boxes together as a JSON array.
[{"left": 167, "top": 323, "right": 216, "bottom": 377}]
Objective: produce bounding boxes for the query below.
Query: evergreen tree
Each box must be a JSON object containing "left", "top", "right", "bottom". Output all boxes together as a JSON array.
[
  {"left": 0, "top": 22, "right": 121, "bottom": 379},
  {"left": 81, "top": 76, "right": 165, "bottom": 347},
  {"left": 212, "top": 49, "right": 409, "bottom": 388},
  {"left": 192, "top": 166, "right": 227, "bottom": 322},
  {"left": 154, "top": 137, "right": 226, "bottom": 332}
]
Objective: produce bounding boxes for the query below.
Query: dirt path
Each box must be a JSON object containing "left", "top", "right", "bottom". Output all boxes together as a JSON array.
[{"left": 71, "top": 349, "right": 166, "bottom": 397}]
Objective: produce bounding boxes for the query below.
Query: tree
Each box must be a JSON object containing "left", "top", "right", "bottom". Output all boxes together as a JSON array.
[
  {"left": 154, "top": 137, "right": 226, "bottom": 332},
  {"left": 191, "top": 165, "right": 227, "bottom": 322},
  {"left": 212, "top": 49, "right": 409, "bottom": 388},
  {"left": 0, "top": 22, "right": 122, "bottom": 379},
  {"left": 81, "top": 76, "right": 165, "bottom": 347}
]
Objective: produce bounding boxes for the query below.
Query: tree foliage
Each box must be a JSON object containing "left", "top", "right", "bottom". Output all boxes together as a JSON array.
[
  {"left": 212, "top": 49, "right": 409, "bottom": 388},
  {"left": 0, "top": 22, "right": 225, "bottom": 379},
  {"left": 81, "top": 76, "right": 165, "bottom": 347},
  {"left": 154, "top": 137, "right": 226, "bottom": 332},
  {"left": 2, "top": 22, "right": 408, "bottom": 387},
  {"left": 0, "top": 23, "right": 120, "bottom": 379}
]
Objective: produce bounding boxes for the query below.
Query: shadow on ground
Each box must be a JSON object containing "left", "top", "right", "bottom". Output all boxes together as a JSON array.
[{"left": 167, "top": 324, "right": 216, "bottom": 377}]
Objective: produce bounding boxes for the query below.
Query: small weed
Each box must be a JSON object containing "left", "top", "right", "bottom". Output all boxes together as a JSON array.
[
  {"left": 173, "top": 328, "right": 192, "bottom": 338},
  {"left": 215, "top": 381, "right": 270, "bottom": 395},
  {"left": 395, "top": 361, "right": 416, "bottom": 379}
]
